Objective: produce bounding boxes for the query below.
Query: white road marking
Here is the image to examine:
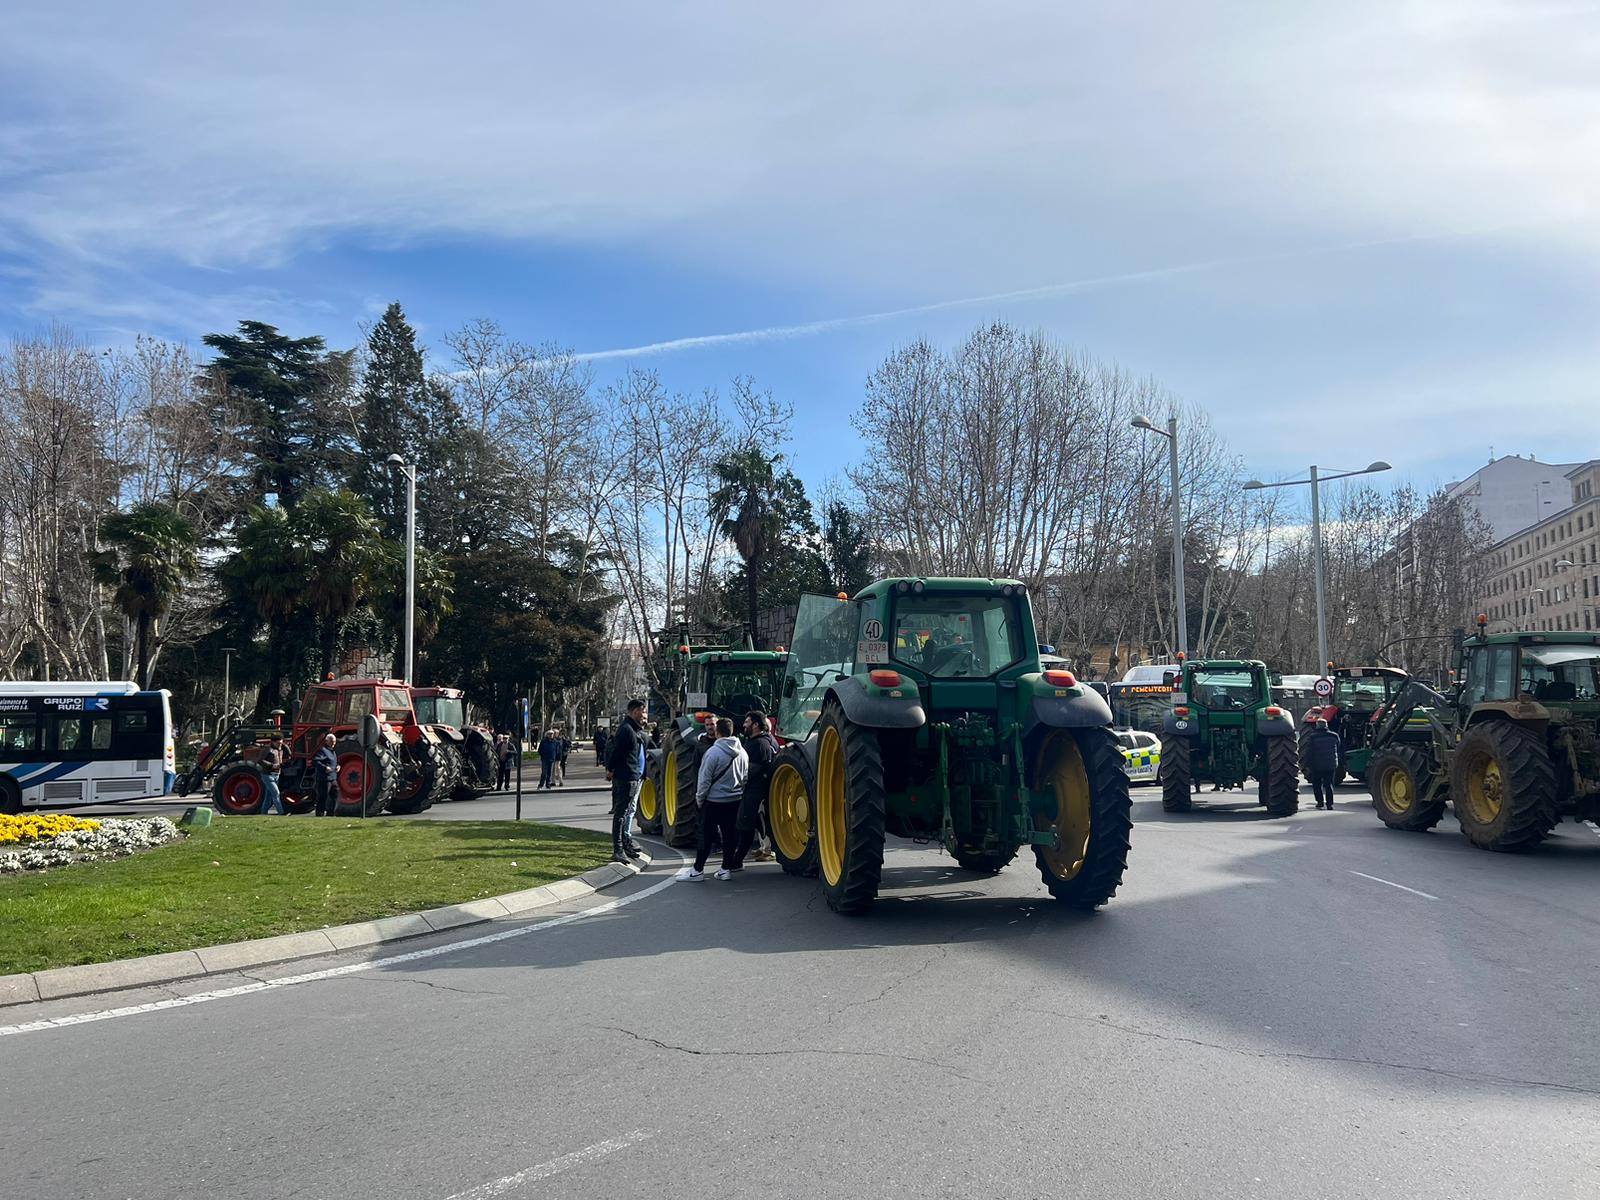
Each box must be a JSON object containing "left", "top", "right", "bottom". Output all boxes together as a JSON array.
[
  {"left": 1348, "top": 870, "right": 1439, "bottom": 901},
  {"left": 1584, "top": 820, "right": 1600, "bottom": 840},
  {"left": 444, "top": 1130, "right": 655, "bottom": 1199},
  {"left": 0, "top": 848, "right": 686, "bottom": 1039}
]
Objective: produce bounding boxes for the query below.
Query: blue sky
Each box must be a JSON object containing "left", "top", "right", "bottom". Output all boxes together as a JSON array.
[{"left": 2, "top": 1, "right": 1597, "bottom": 501}]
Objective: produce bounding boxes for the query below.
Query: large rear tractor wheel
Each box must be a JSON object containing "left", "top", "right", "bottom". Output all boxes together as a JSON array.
[
  {"left": 1033, "top": 727, "right": 1132, "bottom": 909},
  {"left": 388, "top": 739, "right": 449, "bottom": 814},
  {"left": 213, "top": 763, "right": 268, "bottom": 814},
  {"left": 1160, "top": 737, "right": 1193, "bottom": 812},
  {"left": 815, "top": 701, "right": 886, "bottom": 913},
  {"left": 334, "top": 738, "right": 399, "bottom": 817},
  {"left": 463, "top": 729, "right": 495, "bottom": 790},
  {"left": 1449, "top": 723, "right": 1559, "bottom": 852},
  {"left": 767, "top": 744, "right": 818, "bottom": 877},
  {"left": 635, "top": 752, "right": 664, "bottom": 836},
  {"left": 661, "top": 727, "right": 703, "bottom": 848},
  {"left": 1368, "top": 746, "right": 1447, "bottom": 832},
  {"left": 1259, "top": 735, "right": 1300, "bottom": 817}
]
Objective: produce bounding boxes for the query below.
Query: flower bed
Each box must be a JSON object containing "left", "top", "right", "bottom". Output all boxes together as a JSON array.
[{"left": 0, "top": 815, "right": 183, "bottom": 874}]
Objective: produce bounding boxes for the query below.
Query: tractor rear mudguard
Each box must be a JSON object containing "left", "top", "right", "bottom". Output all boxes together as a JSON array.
[
  {"left": 1162, "top": 710, "right": 1198, "bottom": 738},
  {"left": 826, "top": 676, "right": 926, "bottom": 730},
  {"left": 1025, "top": 684, "right": 1114, "bottom": 732},
  {"left": 1256, "top": 712, "right": 1297, "bottom": 737}
]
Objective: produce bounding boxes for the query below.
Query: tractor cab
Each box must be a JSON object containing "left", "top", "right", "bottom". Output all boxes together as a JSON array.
[{"left": 685, "top": 651, "right": 789, "bottom": 722}]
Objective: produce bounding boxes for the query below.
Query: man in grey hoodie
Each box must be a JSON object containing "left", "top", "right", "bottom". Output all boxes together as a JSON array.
[{"left": 680, "top": 716, "right": 748, "bottom": 881}]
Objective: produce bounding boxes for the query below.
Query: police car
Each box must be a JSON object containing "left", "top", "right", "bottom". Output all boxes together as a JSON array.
[{"left": 1116, "top": 728, "right": 1160, "bottom": 785}]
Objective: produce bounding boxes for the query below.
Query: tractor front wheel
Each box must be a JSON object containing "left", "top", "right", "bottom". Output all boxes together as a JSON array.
[
  {"left": 815, "top": 701, "right": 886, "bottom": 913},
  {"left": 334, "top": 738, "right": 399, "bottom": 816},
  {"left": 1259, "top": 736, "right": 1300, "bottom": 817},
  {"left": 213, "top": 763, "right": 267, "bottom": 814},
  {"left": 1368, "top": 746, "right": 1446, "bottom": 832},
  {"left": 388, "top": 739, "right": 448, "bottom": 814},
  {"left": 1449, "top": 723, "right": 1559, "bottom": 852},
  {"left": 767, "top": 744, "right": 819, "bottom": 877},
  {"left": 1033, "top": 727, "right": 1132, "bottom": 908},
  {"left": 1160, "top": 737, "right": 1193, "bottom": 812}
]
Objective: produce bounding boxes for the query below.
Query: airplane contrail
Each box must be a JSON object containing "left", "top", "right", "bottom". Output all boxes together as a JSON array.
[{"left": 570, "top": 221, "right": 1540, "bottom": 364}]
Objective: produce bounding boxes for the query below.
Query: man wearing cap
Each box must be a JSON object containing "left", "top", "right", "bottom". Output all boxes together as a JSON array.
[
  {"left": 729, "top": 709, "right": 778, "bottom": 869},
  {"left": 1303, "top": 717, "right": 1341, "bottom": 810},
  {"left": 258, "top": 731, "right": 288, "bottom": 816}
]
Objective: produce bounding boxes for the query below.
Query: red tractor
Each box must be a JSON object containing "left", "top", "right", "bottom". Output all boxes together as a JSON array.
[
  {"left": 180, "top": 679, "right": 461, "bottom": 816},
  {"left": 410, "top": 685, "right": 496, "bottom": 799}
]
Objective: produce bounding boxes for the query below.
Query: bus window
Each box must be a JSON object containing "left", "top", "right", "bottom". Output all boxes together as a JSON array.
[
  {"left": 55, "top": 716, "right": 88, "bottom": 752},
  {"left": 116, "top": 709, "right": 150, "bottom": 733},
  {"left": 90, "top": 718, "right": 113, "bottom": 750},
  {"left": 2, "top": 715, "right": 39, "bottom": 751}
]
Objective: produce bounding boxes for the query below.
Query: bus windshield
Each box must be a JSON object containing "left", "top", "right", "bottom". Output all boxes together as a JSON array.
[{"left": 891, "top": 596, "right": 1022, "bottom": 679}]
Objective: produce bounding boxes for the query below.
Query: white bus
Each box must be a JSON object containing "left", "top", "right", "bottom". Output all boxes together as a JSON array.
[{"left": 0, "top": 682, "right": 176, "bottom": 813}]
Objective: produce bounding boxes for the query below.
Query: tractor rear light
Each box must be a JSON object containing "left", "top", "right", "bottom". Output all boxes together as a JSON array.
[
  {"left": 1264, "top": 706, "right": 1283, "bottom": 718},
  {"left": 1174, "top": 706, "right": 1190, "bottom": 717},
  {"left": 1043, "top": 669, "right": 1077, "bottom": 687},
  {"left": 869, "top": 670, "right": 902, "bottom": 687}
]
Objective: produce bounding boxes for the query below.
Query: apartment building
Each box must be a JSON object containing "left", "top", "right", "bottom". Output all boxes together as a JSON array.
[
  {"left": 1446, "top": 453, "right": 1581, "bottom": 542},
  {"left": 1480, "top": 461, "right": 1600, "bottom": 633}
]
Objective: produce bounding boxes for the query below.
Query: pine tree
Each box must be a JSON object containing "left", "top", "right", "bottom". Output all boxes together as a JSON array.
[{"left": 352, "top": 303, "right": 433, "bottom": 541}]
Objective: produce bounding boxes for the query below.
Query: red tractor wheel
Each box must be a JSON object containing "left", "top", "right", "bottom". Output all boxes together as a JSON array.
[
  {"left": 334, "top": 737, "right": 399, "bottom": 817},
  {"left": 213, "top": 763, "right": 267, "bottom": 814}
]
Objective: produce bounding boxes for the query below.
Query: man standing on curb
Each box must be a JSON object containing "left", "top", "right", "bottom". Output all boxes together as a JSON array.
[{"left": 604, "top": 700, "right": 648, "bottom": 863}]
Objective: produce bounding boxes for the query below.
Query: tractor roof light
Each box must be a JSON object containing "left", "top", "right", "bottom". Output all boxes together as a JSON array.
[
  {"left": 895, "top": 580, "right": 911, "bottom": 594},
  {"left": 678, "top": 644, "right": 691, "bottom": 654},
  {"left": 912, "top": 580, "right": 925, "bottom": 594},
  {"left": 1176, "top": 651, "right": 1186, "bottom": 662},
  {"left": 837, "top": 592, "right": 849, "bottom": 601},
  {"left": 1043, "top": 669, "right": 1078, "bottom": 687},
  {"left": 869, "top": 669, "right": 902, "bottom": 687}
]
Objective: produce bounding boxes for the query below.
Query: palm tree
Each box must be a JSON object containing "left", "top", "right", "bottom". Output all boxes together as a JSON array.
[
  {"left": 220, "top": 504, "right": 306, "bottom": 712},
  {"left": 710, "top": 448, "right": 783, "bottom": 646},
  {"left": 290, "top": 489, "right": 388, "bottom": 677},
  {"left": 92, "top": 503, "right": 200, "bottom": 687}
]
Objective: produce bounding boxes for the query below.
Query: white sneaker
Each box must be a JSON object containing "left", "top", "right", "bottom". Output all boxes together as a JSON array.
[
  {"left": 714, "top": 868, "right": 733, "bottom": 880},
  {"left": 676, "top": 867, "right": 704, "bottom": 881}
]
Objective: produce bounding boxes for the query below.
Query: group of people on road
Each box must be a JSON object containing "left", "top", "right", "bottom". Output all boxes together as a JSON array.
[
  {"left": 536, "top": 727, "right": 573, "bottom": 789},
  {"left": 250, "top": 730, "right": 349, "bottom": 817},
  {"left": 602, "top": 700, "right": 779, "bottom": 879}
]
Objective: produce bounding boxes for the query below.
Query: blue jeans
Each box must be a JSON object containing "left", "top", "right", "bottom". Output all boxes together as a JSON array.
[{"left": 260, "top": 773, "right": 285, "bottom": 815}]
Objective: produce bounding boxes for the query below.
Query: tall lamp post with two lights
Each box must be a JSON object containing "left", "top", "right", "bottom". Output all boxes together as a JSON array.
[
  {"left": 1132, "top": 413, "right": 1187, "bottom": 658},
  {"left": 385, "top": 454, "right": 417, "bottom": 684}
]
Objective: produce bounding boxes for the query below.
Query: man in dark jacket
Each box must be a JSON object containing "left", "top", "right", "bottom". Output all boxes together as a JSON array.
[
  {"left": 312, "top": 733, "right": 339, "bottom": 817},
  {"left": 729, "top": 710, "right": 779, "bottom": 870},
  {"left": 604, "top": 700, "right": 648, "bottom": 862},
  {"left": 1303, "top": 718, "right": 1341, "bottom": 809}
]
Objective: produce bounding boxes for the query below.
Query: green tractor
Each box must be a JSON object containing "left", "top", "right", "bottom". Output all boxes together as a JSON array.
[
  {"left": 1298, "top": 666, "right": 1409, "bottom": 783},
  {"left": 766, "top": 578, "right": 1132, "bottom": 914},
  {"left": 638, "top": 631, "right": 788, "bottom": 847},
  {"left": 1367, "top": 627, "right": 1600, "bottom": 851},
  {"left": 1159, "top": 659, "right": 1300, "bottom": 816}
]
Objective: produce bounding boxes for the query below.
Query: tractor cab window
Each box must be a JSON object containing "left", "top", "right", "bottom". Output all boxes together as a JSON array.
[
  {"left": 706, "top": 665, "right": 783, "bottom": 716},
  {"left": 380, "top": 688, "right": 413, "bottom": 723},
  {"left": 1189, "top": 669, "right": 1259, "bottom": 710},
  {"left": 342, "top": 690, "right": 375, "bottom": 722},
  {"left": 431, "top": 697, "right": 466, "bottom": 728},
  {"left": 891, "top": 596, "right": 1022, "bottom": 678},
  {"left": 307, "top": 689, "right": 338, "bottom": 723},
  {"left": 1518, "top": 644, "right": 1600, "bottom": 701},
  {"left": 1333, "top": 678, "right": 1388, "bottom": 704},
  {"left": 1461, "top": 646, "right": 1516, "bottom": 707},
  {"left": 412, "top": 696, "right": 436, "bottom": 724}
]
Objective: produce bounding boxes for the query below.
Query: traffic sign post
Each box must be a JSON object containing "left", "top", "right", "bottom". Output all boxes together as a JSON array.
[{"left": 1314, "top": 678, "right": 1333, "bottom": 699}]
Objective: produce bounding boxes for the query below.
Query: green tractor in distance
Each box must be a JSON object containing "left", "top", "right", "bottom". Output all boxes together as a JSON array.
[
  {"left": 638, "top": 631, "right": 789, "bottom": 847},
  {"left": 1160, "top": 659, "right": 1300, "bottom": 816},
  {"left": 1298, "top": 666, "right": 1409, "bottom": 783},
  {"left": 767, "top": 578, "right": 1132, "bottom": 914},
  {"left": 1367, "top": 627, "right": 1600, "bottom": 851}
]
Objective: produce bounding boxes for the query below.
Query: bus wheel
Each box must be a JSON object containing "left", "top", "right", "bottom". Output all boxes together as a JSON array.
[{"left": 0, "top": 777, "right": 20, "bottom": 815}]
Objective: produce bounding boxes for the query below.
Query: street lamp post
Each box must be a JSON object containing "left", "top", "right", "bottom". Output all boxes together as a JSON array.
[
  {"left": 385, "top": 454, "right": 417, "bottom": 684},
  {"left": 1132, "top": 413, "right": 1187, "bottom": 658},
  {"left": 221, "top": 646, "right": 237, "bottom": 720},
  {"left": 1244, "top": 460, "right": 1392, "bottom": 672}
]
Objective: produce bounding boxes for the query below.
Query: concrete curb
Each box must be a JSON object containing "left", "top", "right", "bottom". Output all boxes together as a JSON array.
[{"left": 0, "top": 856, "right": 649, "bottom": 1009}]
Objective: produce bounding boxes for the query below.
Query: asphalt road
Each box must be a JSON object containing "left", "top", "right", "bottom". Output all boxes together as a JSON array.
[{"left": 5, "top": 776, "right": 1598, "bottom": 1199}]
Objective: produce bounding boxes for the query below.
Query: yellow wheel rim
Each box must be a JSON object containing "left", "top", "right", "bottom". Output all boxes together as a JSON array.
[
  {"left": 769, "top": 761, "right": 812, "bottom": 861},
  {"left": 639, "top": 776, "right": 657, "bottom": 821},
  {"left": 663, "top": 751, "right": 678, "bottom": 825},
  {"left": 1037, "top": 733, "right": 1091, "bottom": 882},
  {"left": 817, "top": 724, "right": 846, "bottom": 886},
  {"left": 1380, "top": 763, "right": 1413, "bottom": 813},
  {"left": 1465, "top": 754, "right": 1503, "bottom": 824}
]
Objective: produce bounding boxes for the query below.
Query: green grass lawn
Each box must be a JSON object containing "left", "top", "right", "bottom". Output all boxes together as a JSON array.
[{"left": 0, "top": 818, "right": 611, "bottom": 976}]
